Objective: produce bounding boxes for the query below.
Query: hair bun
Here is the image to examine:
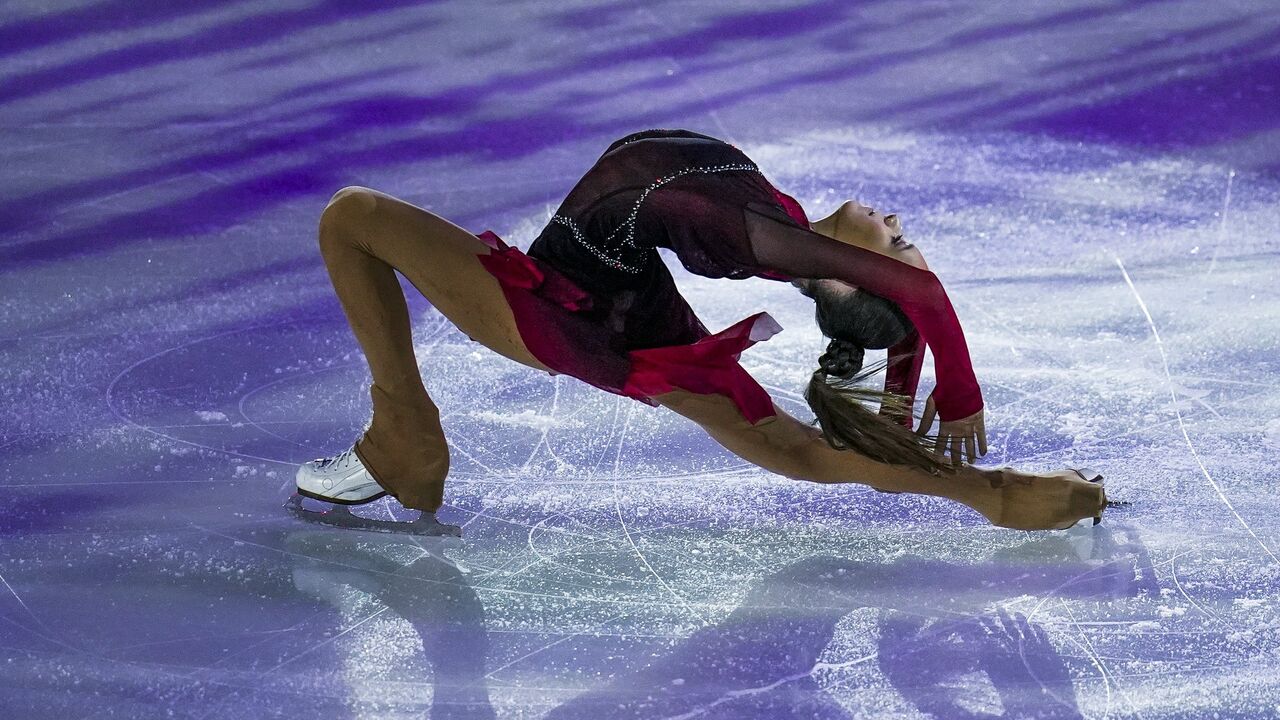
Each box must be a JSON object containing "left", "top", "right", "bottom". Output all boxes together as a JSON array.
[{"left": 818, "top": 338, "right": 864, "bottom": 379}]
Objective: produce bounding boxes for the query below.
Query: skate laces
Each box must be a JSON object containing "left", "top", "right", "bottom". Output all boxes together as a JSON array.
[{"left": 316, "top": 447, "right": 356, "bottom": 470}]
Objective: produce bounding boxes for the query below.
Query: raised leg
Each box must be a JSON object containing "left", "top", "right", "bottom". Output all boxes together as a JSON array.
[
  {"left": 317, "top": 186, "right": 551, "bottom": 512},
  {"left": 649, "top": 387, "right": 1104, "bottom": 530}
]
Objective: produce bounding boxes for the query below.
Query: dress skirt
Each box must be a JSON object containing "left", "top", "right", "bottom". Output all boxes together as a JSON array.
[{"left": 471, "top": 230, "right": 785, "bottom": 426}]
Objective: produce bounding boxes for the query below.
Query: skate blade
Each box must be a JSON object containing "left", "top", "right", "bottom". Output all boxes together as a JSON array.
[
  {"left": 284, "top": 495, "right": 463, "bottom": 539},
  {"left": 1068, "top": 468, "right": 1132, "bottom": 512}
]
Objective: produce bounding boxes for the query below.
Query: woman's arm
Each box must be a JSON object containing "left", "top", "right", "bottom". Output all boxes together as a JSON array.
[{"left": 742, "top": 201, "right": 983, "bottom": 422}]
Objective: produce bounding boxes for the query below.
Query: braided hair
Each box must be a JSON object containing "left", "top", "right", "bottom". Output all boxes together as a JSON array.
[
  {"left": 818, "top": 337, "right": 864, "bottom": 378},
  {"left": 801, "top": 280, "right": 953, "bottom": 476}
]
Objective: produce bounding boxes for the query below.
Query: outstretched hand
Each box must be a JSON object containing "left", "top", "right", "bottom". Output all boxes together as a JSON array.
[{"left": 915, "top": 391, "right": 987, "bottom": 466}]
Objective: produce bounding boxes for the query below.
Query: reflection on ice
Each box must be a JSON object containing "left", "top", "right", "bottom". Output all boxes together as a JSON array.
[{"left": 287, "top": 529, "right": 494, "bottom": 719}]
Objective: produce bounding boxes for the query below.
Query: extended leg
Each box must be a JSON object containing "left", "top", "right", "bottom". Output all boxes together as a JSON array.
[
  {"left": 317, "top": 186, "right": 551, "bottom": 511},
  {"left": 649, "top": 387, "right": 1104, "bottom": 530}
]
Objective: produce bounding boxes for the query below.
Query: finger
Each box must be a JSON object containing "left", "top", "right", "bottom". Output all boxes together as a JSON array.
[
  {"left": 917, "top": 397, "right": 937, "bottom": 437},
  {"left": 934, "top": 430, "right": 946, "bottom": 458},
  {"left": 950, "top": 436, "right": 962, "bottom": 466},
  {"left": 977, "top": 419, "right": 988, "bottom": 457},
  {"left": 965, "top": 435, "right": 977, "bottom": 464}
]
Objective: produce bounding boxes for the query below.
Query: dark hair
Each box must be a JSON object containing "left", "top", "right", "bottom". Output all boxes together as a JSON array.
[{"left": 801, "top": 281, "right": 954, "bottom": 476}]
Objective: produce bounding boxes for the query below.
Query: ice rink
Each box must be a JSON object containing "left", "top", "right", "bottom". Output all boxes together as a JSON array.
[{"left": 3, "top": 1, "right": 1279, "bottom": 717}]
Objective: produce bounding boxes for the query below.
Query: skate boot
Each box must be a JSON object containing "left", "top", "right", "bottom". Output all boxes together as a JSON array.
[
  {"left": 295, "top": 445, "right": 388, "bottom": 505},
  {"left": 289, "top": 444, "right": 462, "bottom": 538}
]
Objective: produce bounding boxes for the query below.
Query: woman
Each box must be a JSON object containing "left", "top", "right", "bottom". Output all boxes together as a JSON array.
[{"left": 294, "top": 128, "right": 1106, "bottom": 533}]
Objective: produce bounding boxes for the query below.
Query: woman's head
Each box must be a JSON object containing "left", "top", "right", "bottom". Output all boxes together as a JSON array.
[
  {"left": 794, "top": 199, "right": 928, "bottom": 367},
  {"left": 811, "top": 280, "right": 913, "bottom": 362},
  {"left": 796, "top": 200, "right": 951, "bottom": 475}
]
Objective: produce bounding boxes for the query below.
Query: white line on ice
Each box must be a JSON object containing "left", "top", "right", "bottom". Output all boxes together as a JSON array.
[
  {"left": 612, "top": 401, "right": 708, "bottom": 624},
  {"left": 1110, "top": 253, "right": 1278, "bottom": 566}
]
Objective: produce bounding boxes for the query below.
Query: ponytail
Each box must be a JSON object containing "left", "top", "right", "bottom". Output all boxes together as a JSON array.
[{"left": 804, "top": 350, "right": 955, "bottom": 477}]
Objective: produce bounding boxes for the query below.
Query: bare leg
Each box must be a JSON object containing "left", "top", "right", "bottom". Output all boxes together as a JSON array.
[
  {"left": 649, "top": 388, "right": 1105, "bottom": 530},
  {"left": 317, "top": 186, "right": 551, "bottom": 512}
]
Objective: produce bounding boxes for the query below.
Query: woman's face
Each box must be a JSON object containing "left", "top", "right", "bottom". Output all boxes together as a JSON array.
[
  {"left": 812, "top": 200, "right": 929, "bottom": 271},
  {"left": 792, "top": 200, "right": 929, "bottom": 297}
]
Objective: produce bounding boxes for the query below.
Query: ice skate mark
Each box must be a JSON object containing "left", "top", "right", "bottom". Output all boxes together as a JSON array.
[
  {"left": 191, "top": 522, "right": 612, "bottom": 608},
  {"left": 235, "top": 362, "right": 362, "bottom": 449},
  {"left": 141, "top": 420, "right": 339, "bottom": 429},
  {"left": 812, "top": 652, "right": 895, "bottom": 698},
  {"left": 0, "top": 570, "right": 87, "bottom": 656},
  {"left": 612, "top": 512, "right": 705, "bottom": 623},
  {"left": 105, "top": 325, "right": 302, "bottom": 467},
  {"left": 437, "top": 426, "right": 501, "bottom": 476},
  {"left": 612, "top": 391, "right": 636, "bottom": 474},
  {"left": 1112, "top": 254, "right": 1277, "bottom": 566},
  {"left": 2, "top": 478, "right": 267, "bottom": 488},
  {"left": 433, "top": 472, "right": 709, "bottom": 488},
  {"left": 1157, "top": 378, "right": 1223, "bottom": 421},
  {"left": 516, "top": 515, "right": 649, "bottom": 587},
  {"left": 235, "top": 314, "right": 455, "bottom": 449},
  {"left": 957, "top": 377, "right": 1056, "bottom": 466},
  {"left": 455, "top": 401, "right": 596, "bottom": 476},
  {"left": 947, "top": 372, "right": 1063, "bottom": 466},
  {"left": 471, "top": 513, "right": 576, "bottom": 579},
  {"left": 758, "top": 381, "right": 807, "bottom": 404},
  {"left": 482, "top": 609, "right": 632, "bottom": 681},
  {"left": 518, "top": 372, "right": 565, "bottom": 473},
  {"left": 1060, "top": 597, "right": 1131, "bottom": 719},
  {"left": 449, "top": 504, "right": 608, "bottom": 545},
  {"left": 1171, "top": 552, "right": 1264, "bottom": 655},
  {"left": 814, "top": 651, "right": 880, "bottom": 674},
  {"left": 262, "top": 605, "right": 391, "bottom": 675},
  {"left": 584, "top": 514, "right": 769, "bottom": 574},
  {"left": 476, "top": 511, "right": 674, "bottom": 585},
  {"left": 612, "top": 402, "right": 707, "bottom": 623},
  {"left": 1017, "top": 606, "right": 1114, "bottom": 719},
  {"left": 1174, "top": 373, "right": 1274, "bottom": 389},
  {"left": 1170, "top": 552, "right": 1213, "bottom": 618},
  {"left": 998, "top": 383, "right": 1272, "bottom": 469},
  {"left": 1205, "top": 169, "right": 1234, "bottom": 277},
  {"left": 994, "top": 393, "right": 1044, "bottom": 466},
  {"left": 589, "top": 395, "right": 625, "bottom": 475},
  {"left": 539, "top": 375, "right": 575, "bottom": 470},
  {"left": 957, "top": 294, "right": 1037, "bottom": 347},
  {"left": 490, "top": 510, "right": 768, "bottom": 587},
  {"left": 750, "top": 350, "right": 814, "bottom": 370},
  {"left": 1014, "top": 543, "right": 1220, "bottom": 714},
  {"left": 664, "top": 653, "right": 879, "bottom": 720}
]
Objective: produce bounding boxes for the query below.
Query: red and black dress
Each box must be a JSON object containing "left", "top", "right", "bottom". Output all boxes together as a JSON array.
[{"left": 473, "top": 128, "right": 983, "bottom": 427}]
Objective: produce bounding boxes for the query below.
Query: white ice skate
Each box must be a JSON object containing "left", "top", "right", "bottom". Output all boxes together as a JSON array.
[
  {"left": 288, "top": 445, "right": 462, "bottom": 538},
  {"left": 295, "top": 445, "right": 388, "bottom": 505}
]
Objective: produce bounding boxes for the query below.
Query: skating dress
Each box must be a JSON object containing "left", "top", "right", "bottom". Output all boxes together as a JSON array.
[{"left": 472, "top": 129, "right": 983, "bottom": 427}]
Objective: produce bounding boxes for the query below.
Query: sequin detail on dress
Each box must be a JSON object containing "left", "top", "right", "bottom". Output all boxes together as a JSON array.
[
  {"left": 549, "top": 214, "right": 648, "bottom": 273},
  {"left": 552, "top": 161, "right": 762, "bottom": 274}
]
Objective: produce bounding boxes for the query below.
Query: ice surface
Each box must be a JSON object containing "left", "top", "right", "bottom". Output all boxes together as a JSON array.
[{"left": 2, "top": 1, "right": 1279, "bottom": 718}]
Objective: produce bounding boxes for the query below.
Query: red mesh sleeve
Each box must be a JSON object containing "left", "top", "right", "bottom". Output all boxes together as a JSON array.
[{"left": 742, "top": 201, "right": 983, "bottom": 421}]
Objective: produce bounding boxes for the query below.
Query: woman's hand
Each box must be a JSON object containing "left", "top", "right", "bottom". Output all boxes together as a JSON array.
[{"left": 915, "top": 391, "right": 987, "bottom": 466}]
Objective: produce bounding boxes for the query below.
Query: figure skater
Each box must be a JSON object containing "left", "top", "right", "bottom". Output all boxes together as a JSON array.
[{"left": 289, "top": 128, "right": 1107, "bottom": 535}]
